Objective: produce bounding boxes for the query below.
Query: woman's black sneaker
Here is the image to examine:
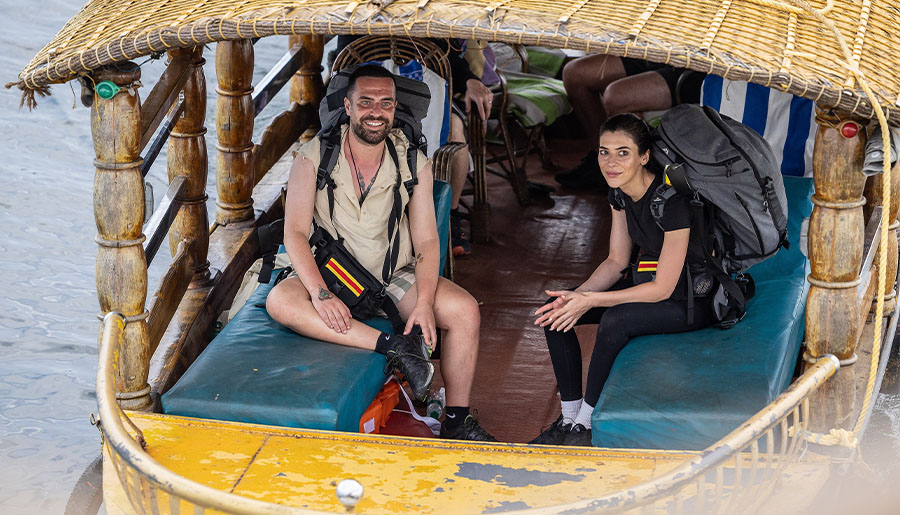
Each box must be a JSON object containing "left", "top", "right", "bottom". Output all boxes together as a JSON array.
[
  {"left": 529, "top": 415, "right": 573, "bottom": 445},
  {"left": 440, "top": 412, "right": 498, "bottom": 442},
  {"left": 383, "top": 333, "right": 434, "bottom": 402},
  {"left": 563, "top": 423, "right": 593, "bottom": 446},
  {"left": 554, "top": 150, "right": 607, "bottom": 191}
]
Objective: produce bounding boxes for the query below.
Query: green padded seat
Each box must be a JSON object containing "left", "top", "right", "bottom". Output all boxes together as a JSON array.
[
  {"left": 592, "top": 177, "right": 814, "bottom": 450},
  {"left": 160, "top": 181, "right": 452, "bottom": 432}
]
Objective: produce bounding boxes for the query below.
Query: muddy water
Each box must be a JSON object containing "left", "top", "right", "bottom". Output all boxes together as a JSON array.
[{"left": 0, "top": 2, "right": 290, "bottom": 512}]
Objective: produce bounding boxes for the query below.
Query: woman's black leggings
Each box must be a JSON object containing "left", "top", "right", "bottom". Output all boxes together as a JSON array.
[{"left": 544, "top": 279, "right": 716, "bottom": 407}]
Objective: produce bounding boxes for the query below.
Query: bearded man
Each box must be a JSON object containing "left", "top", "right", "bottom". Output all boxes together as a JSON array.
[{"left": 266, "top": 65, "right": 495, "bottom": 442}]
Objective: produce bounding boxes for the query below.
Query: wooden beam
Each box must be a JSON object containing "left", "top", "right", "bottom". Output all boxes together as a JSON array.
[
  {"left": 252, "top": 43, "right": 304, "bottom": 116},
  {"left": 147, "top": 240, "right": 195, "bottom": 355},
  {"left": 143, "top": 175, "right": 187, "bottom": 265},
  {"left": 140, "top": 57, "right": 192, "bottom": 150},
  {"left": 252, "top": 102, "right": 314, "bottom": 186}
]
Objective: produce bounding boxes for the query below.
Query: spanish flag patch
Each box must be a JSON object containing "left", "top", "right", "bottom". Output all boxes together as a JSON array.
[
  {"left": 637, "top": 260, "right": 658, "bottom": 272},
  {"left": 325, "top": 258, "right": 364, "bottom": 296}
]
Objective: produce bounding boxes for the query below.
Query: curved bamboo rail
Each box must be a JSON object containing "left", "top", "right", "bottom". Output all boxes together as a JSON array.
[{"left": 97, "top": 312, "right": 839, "bottom": 514}]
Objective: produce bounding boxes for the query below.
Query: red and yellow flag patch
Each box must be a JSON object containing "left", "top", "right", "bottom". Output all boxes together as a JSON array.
[
  {"left": 325, "top": 258, "right": 364, "bottom": 296},
  {"left": 637, "top": 260, "right": 658, "bottom": 273}
]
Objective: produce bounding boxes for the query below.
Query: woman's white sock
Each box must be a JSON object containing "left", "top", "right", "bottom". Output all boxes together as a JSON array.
[
  {"left": 561, "top": 399, "right": 581, "bottom": 424},
  {"left": 574, "top": 400, "right": 594, "bottom": 428}
]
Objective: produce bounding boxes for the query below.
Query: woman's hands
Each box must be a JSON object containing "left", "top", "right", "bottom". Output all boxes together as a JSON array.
[
  {"left": 405, "top": 301, "right": 437, "bottom": 352},
  {"left": 311, "top": 286, "right": 352, "bottom": 334},
  {"left": 535, "top": 290, "right": 594, "bottom": 332}
]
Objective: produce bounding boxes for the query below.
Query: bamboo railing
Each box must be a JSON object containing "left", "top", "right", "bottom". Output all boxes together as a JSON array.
[{"left": 96, "top": 311, "right": 839, "bottom": 514}]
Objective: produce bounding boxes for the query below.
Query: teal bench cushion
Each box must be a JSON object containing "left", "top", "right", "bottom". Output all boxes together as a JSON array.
[
  {"left": 591, "top": 176, "right": 814, "bottom": 450},
  {"left": 160, "top": 180, "right": 453, "bottom": 431}
]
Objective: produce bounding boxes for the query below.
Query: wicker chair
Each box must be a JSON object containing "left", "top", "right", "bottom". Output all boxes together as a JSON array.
[{"left": 333, "top": 35, "right": 469, "bottom": 277}]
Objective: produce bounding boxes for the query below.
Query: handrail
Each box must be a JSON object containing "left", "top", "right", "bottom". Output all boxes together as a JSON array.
[
  {"left": 97, "top": 313, "right": 325, "bottom": 515},
  {"left": 98, "top": 309, "right": 840, "bottom": 514},
  {"left": 519, "top": 354, "right": 841, "bottom": 514},
  {"left": 143, "top": 175, "right": 186, "bottom": 265}
]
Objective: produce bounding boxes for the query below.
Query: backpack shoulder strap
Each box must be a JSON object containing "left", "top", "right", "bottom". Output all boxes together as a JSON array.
[{"left": 649, "top": 183, "right": 678, "bottom": 231}]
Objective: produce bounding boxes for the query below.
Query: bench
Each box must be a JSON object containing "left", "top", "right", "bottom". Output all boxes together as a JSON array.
[
  {"left": 591, "top": 176, "right": 813, "bottom": 449},
  {"left": 160, "top": 181, "right": 452, "bottom": 432}
]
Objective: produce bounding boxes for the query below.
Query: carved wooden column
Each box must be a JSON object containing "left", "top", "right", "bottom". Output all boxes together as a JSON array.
[
  {"left": 167, "top": 46, "right": 211, "bottom": 285},
  {"left": 215, "top": 40, "right": 255, "bottom": 225},
  {"left": 805, "top": 108, "right": 867, "bottom": 430},
  {"left": 289, "top": 35, "right": 324, "bottom": 109},
  {"left": 91, "top": 64, "right": 151, "bottom": 410}
]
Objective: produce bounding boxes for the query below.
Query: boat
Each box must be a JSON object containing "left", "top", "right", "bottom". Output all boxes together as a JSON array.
[{"left": 9, "top": 1, "right": 900, "bottom": 513}]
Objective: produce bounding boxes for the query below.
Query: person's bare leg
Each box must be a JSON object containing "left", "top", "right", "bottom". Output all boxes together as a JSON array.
[
  {"left": 602, "top": 71, "right": 672, "bottom": 117},
  {"left": 396, "top": 277, "right": 480, "bottom": 406},
  {"left": 266, "top": 277, "right": 382, "bottom": 348},
  {"left": 448, "top": 113, "right": 468, "bottom": 210},
  {"left": 562, "top": 54, "right": 627, "bottom": 150}
]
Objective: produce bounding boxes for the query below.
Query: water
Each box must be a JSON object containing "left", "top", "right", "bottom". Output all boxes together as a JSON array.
[{"left": 1, "top": 2, "right": 899, "bottom": 514}]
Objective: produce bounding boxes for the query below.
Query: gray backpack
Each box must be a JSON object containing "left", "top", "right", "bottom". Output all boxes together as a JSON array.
[
  {"left": 649, "top": 104, "right": 789, "bottom": 327},
  {"left": 651, "top": 104, "right": 789, "bottom": 273}
]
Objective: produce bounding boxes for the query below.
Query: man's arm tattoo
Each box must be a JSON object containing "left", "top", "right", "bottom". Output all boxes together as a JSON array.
[
  {"left": 318, "top": 285, "right": 334, "bottom": 301},
  {"left": 414, "top": 252, "right": 424, "bottom": 265}
]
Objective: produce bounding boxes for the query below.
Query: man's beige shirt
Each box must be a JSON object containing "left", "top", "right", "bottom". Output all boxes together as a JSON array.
[{"left": 297, "top": 125, "right": 428, "bottom": 279}]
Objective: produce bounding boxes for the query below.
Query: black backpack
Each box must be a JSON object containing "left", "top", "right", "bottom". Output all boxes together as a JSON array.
[{"left": 647, "top": 104, "right": 789, "bottom": 327}]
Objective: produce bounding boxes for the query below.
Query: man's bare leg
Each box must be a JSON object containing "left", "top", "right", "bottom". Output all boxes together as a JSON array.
[
  {"left": 396, "top": 276, "right": 480, "bottom": 407},
  {"left": 266, "top": 276, "right": 383, "bottom": 348},
  {"left": 448, "top": 113, "right": 468, "bottom": 211},
  {"left": 562, "top": 54, "right": 627, "bottom": 150}
]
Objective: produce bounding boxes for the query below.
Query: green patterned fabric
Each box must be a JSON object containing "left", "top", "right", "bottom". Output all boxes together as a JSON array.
[{"left": 503, "top": 71, "right": 571, "bottom": 127}]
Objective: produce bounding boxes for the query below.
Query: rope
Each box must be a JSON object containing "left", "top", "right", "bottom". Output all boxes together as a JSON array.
[
  {"left": 789, "top": 426, "right": 859, "bottom": 448},
  {"left": 788, "top": 0, "right": 894, "bottom": 441}
]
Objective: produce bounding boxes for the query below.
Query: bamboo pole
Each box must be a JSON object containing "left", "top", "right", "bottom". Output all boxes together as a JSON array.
[
  {"left": 288, "top": 35, "right": 324, "bottom": 110},
  {"left": 215, "top": 40, "right": 255, "bottom": 225},
  {"left": 805, "top": 108, "right": 867, "bottom": 430},
  {"left": 167, "top": 46, "right": 211, "bottom": 285},
  {"left": 91, "top": 63, "right": 151, "bottom": 411}
]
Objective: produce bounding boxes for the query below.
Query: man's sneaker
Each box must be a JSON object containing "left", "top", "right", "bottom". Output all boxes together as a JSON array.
[
  {"left": 554, "top": 150, "right": 607, "bottom": 191},
  {"left": 563, "top": 423, "right": 593, "bottom": 447},
  {"left": 450, "top": 212, "right": 472, "bottom": 257},
  {"left": 529, "top": 415, "right": 572, "bottom": 445},
  {"left": 383, "top": 333, "right": 434, "bottom": 402},
  {"left": 440, "top": 412, "right": 498, "bottom": 442}
]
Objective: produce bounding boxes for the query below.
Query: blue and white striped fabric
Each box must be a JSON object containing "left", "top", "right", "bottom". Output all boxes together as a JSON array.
[
  {"left": 701, "top": 75, "right": 816, "bottom": 177},
  {"left": 380, "top": 60, "right": 451, "bottom": 157}
]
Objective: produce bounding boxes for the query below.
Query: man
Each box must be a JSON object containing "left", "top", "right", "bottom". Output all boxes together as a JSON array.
[
  {"left": 334, "top": 36, "right": 494, "bottom": 256},
  {"left": 266, "top": 65, "right": 496, "bottom": 442}
]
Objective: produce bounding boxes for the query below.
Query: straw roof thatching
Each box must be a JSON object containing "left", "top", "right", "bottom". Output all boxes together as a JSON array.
[{"left": 8, "top": 0, "right": 900, "bottom": 125}]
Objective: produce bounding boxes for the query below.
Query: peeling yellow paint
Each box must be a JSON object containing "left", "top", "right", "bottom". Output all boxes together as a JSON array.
[{"left": 109, "top": 412, "right": 699, "bottom": 513}]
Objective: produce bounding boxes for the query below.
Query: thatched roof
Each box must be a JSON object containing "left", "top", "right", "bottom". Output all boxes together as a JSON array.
[{"left": 8, "top": 0, "right": 900, "bottom": 125}]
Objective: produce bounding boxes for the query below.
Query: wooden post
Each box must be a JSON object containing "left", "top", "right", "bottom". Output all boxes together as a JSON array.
[
  {"left": 805, "top": 108, "right": 867, "bottom": 429},
  {"left": 167, "top": 46, "right": 211, "bottom": 285},
  {"left": 91, "top": 64, "right": 152, "bottom": 411},
  {"left": 289, "top": 35, "right": 324, "bottom": 109},
  {"left": 864, "top": 158, "right": 900, "bottom": 313},
  {"left": 215, "top": 40, "right": 255, "bottom": 225}
]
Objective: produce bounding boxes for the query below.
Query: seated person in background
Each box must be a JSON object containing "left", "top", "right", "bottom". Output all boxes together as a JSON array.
[
  {"left": 557, "top": 55, "right": 694, "bottom": 190},
  {"left": 336, "top": 36, "right": 494, "bottom": 257},
  {"left": 530, "top": 114, "right": 718, "bottom": 446},
  {"left": 701, "top": 75, "right": 816, "bottom": 177},
  {"left": 267, "top": 66, "right": 496, "bottom": 442}
]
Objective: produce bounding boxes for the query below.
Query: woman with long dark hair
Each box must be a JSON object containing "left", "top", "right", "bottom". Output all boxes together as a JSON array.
[{"left": 531, "top": 114, "right": 717, "bottom": 446}]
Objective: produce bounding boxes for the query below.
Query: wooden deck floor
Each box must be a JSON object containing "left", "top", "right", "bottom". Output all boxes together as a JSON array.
[{"left": 438, "top": 140, "right": 612, "bottom": 444}]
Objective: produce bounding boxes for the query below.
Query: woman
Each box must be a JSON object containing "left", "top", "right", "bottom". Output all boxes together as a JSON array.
[{"left": 531, "top": 114, "right": 717, "bottom": 446}]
